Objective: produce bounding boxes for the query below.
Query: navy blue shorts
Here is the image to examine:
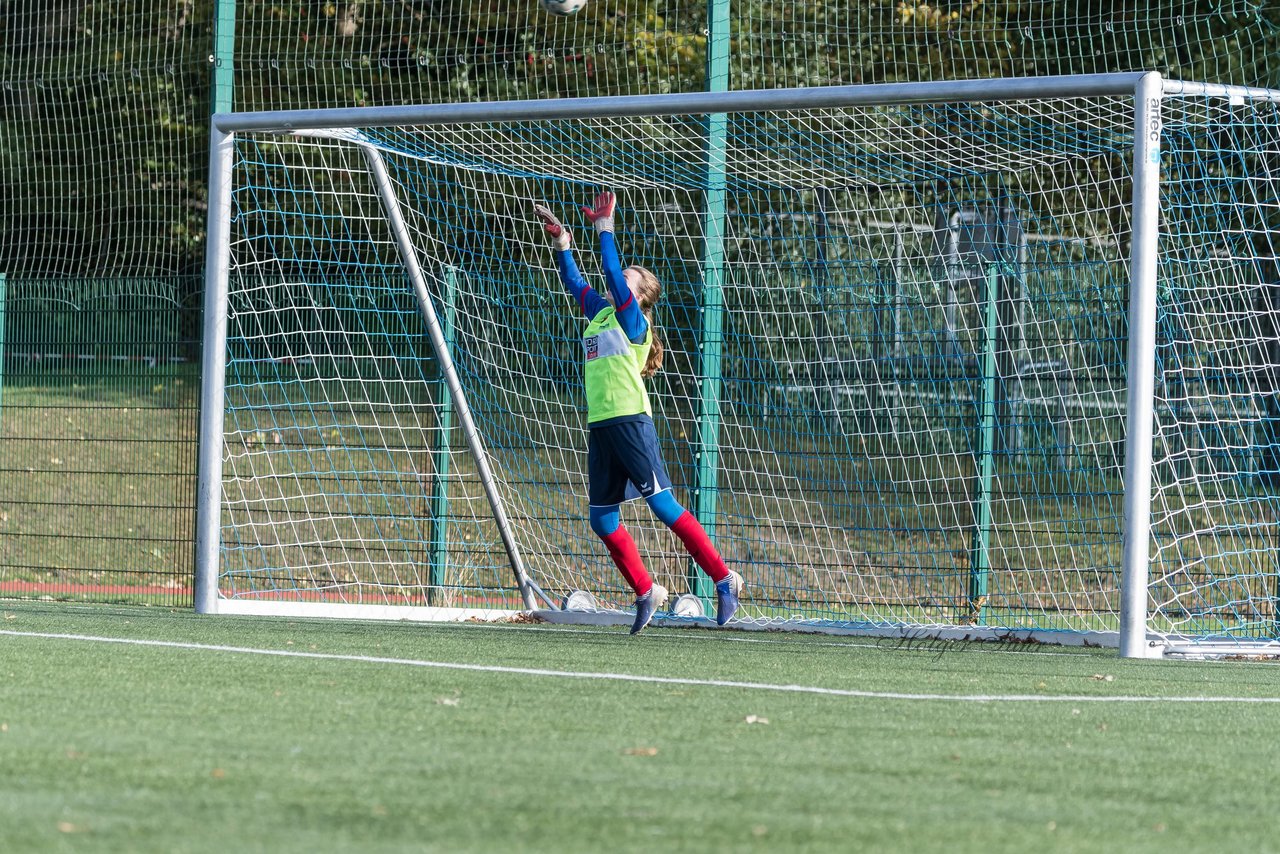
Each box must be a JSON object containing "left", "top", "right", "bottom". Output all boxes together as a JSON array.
[{"left": 587, "top": 418, "right": 674, "bottom": 507}]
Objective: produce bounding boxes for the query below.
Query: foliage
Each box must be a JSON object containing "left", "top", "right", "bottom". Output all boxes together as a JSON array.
[{"left": 0, "top": 1, "right": 1276, "bottom": 278}]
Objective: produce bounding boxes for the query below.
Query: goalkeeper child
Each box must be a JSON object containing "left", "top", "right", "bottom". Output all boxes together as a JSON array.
[{"left": 534, "top": 191, "right": 744, "bottom": 634}]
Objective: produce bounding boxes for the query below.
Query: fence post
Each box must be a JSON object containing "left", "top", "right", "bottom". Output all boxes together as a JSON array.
[
  {"left": 430, "top": 266, "right": 459, "bottom": 603},
  {"left": 968, "top": 265, "right": 998, "bottom": 624},
  {"left": 0, "top": 274, "right": 6, "bottom": 419},
  {"left": 690, "top": 0, "right": 731, "bottom": 609},
  {"left": 212, "top": 0, "right": 236, "bottom": 113}
]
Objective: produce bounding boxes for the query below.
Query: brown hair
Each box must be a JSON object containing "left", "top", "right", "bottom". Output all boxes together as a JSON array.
[{"left": 628, "top": 265, "right": 664, "bottom": 378}]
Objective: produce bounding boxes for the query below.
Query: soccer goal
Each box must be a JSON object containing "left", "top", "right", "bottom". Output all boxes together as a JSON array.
[{"left": 195, "top": 72, "right": 1280, "bottom": 658}]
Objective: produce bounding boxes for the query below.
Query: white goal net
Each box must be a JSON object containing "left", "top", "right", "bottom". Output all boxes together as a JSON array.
[{"left": 196, "top": 75, "right": 1280, "bottom": 656}]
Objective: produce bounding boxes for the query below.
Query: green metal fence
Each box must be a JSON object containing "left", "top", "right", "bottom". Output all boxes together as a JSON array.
[
  {"left": 0, "top": 1, "right": 1278, "bottom": 605},
  {"left": 0, "top": 277, "right": 199, "bottom": 604}
]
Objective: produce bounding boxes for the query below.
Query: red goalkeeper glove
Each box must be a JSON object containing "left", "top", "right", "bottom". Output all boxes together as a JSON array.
[
  {"left": 581, "top": 191, "right": 616, "bottom": 234},
  {"left": 533, "top": 204, "right": 572, "bottom": 251}
]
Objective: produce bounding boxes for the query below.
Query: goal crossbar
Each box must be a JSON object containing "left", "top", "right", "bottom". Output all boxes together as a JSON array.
[{"left": 212, "top": 74, "right": 1151, "bottom": 133}]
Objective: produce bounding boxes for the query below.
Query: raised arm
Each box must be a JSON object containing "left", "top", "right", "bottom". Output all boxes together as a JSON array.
[
  {"left": 533, "top": 203, "right": 609, "bottom": 320},
  {"left": 582, "top": 192, "right": 648, "bottom": 343}
]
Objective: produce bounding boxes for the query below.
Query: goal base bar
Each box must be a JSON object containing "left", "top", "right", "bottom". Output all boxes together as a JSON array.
[
  {"left": 212, "top": 598, "right": 524, "bottom": 623},
  {"left": 1157, "top": 639, "right": 1280, "bottom": 660},
  {"left": 208, "top": 600, "right": 1279, "bottom": 658},
  {"left": 538, "top": 608, "right": 1135, "bottom": 648},
  {"left": 540, "top": 610, "right": 1280, "bottom": 658}
]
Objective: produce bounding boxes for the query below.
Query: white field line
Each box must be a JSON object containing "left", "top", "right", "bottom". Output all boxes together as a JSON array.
[{"left": 3, "top": 628, "right": 1279, "bottom": 704}]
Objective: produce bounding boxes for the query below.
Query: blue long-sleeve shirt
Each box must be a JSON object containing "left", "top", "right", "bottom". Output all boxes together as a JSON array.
[{"left": 554, "top": 231, "right": 648, "bottom": 343}]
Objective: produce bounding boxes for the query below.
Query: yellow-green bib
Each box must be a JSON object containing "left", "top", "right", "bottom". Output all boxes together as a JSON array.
[{"left": 583, "top": 307, "right": 652, "bottom": 424}]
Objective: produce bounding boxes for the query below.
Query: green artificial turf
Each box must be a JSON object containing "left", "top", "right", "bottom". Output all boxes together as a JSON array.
[{"left": 1, "top": 603, "right": 1278, "bottom": 853}]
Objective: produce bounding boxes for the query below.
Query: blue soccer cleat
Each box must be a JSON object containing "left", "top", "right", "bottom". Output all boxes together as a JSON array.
[
  {"left": 715, "top": 570, "right": 744, "bottom": 626},
  {"left": 630, "top": 584, "right": 668, "bottom": 635}
]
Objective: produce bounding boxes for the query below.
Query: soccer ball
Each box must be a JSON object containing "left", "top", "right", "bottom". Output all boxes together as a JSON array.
[
  {"left": 560, "top": 590, "right": 599, "bottom": 611},
  {"left": 540, "top": 0, "right": 587, "bottom": 16},
  {"left": 671, "top": 593, "right": 705, "bottom": 618}
]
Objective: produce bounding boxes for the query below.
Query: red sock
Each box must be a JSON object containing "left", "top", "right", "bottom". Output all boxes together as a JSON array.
[
  {"left": 670, "top": 511, "right": 730, "bottom": 583},
  {"left": 598, "top": 525, "right": 652, "bottom": 596}
]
